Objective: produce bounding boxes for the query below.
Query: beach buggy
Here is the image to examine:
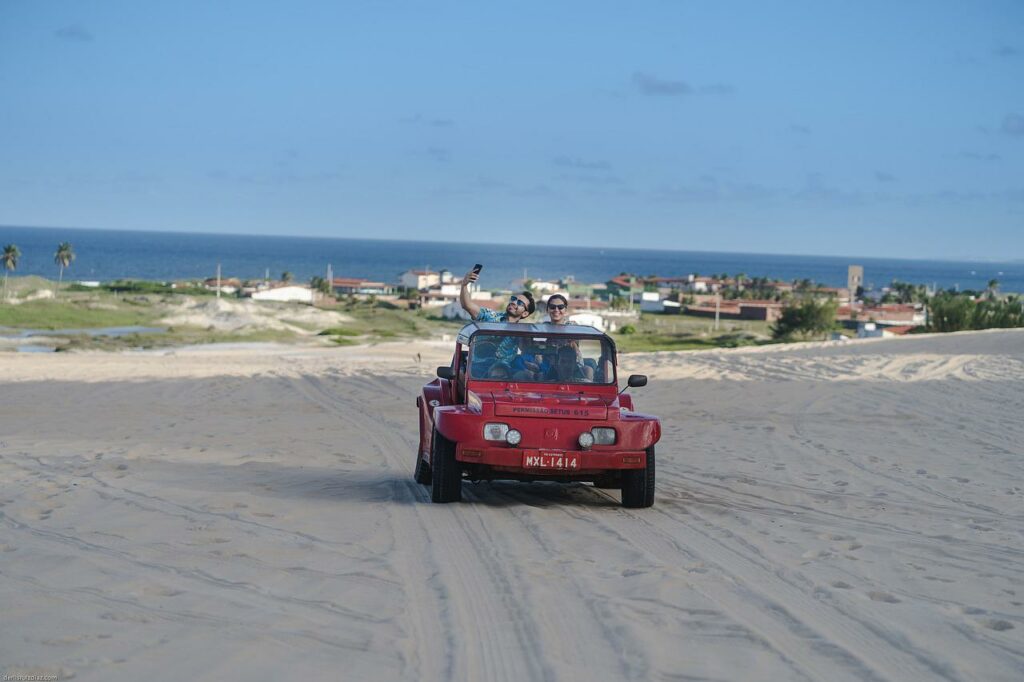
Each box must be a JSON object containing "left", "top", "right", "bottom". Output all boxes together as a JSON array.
[{"left": 414, "top": 322, "right": 661, "bottom": 506}]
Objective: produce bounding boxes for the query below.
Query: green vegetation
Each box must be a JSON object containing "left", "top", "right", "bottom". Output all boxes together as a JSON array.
[
  {"left": 2, "top": 243, "right": 20, "bottom": 302},
  {"left": 720, "top": 275, "right": 793, "bottom": 302},
  {"left": 928, "top": 293, "right": 1023, "bottom": 332},
  {"left": 317, "top": 302, "right": 463, "bottom": 344},
  {"left": 881, "top": 280, "right": 928, "bottom": 304},
  {"left": 771, "top": 297, "right": 839, "bottom": 340},
  {"left": 309, "top": 276, "right": 332, "bottom": 296},
  {"left": 53, "top": 242, "right": 75, "bottom": 296},
  {"left": 93, "top": 280, "right": 213, "bottom": 296},
  {"left": 55, "top": 327, "right": 302, "bottom": 352},
  {"left": 0, "top": 298, "right": 159, "bottom": 329},
  {"left": 613, "top": 312, "right": 771, "bottom": 352}
]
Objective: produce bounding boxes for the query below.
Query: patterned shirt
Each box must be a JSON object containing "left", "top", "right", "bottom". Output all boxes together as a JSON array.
[
  {"left": 475, "top": 308, "right": 518, "bottom": 361},
  {"left": 475, "top": 308, "right": 508, "bottom": 323}
]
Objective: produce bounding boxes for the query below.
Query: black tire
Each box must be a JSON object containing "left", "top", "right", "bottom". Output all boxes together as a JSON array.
[
  {"left": 621, "top": 445, "right": 655, "bottom": 508},
  {"left": 413, "top": 448, "right": 432, "bottom": 485},
  {"left": 430, "top": 427, "right": 462, "bottom": 503}
]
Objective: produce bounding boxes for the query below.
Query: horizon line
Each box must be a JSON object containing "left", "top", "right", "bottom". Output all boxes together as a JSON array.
[{"left": 1, "top": 222, "right": 1021, "bottom": 267}]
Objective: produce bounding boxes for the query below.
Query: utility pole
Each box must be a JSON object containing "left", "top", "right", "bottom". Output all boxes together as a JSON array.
[
  {"left": 714, "top": 290, "right": 720, "bottom": 331},
  {"left": 216, "top": 263, "right": 221, "bottom": 300}
]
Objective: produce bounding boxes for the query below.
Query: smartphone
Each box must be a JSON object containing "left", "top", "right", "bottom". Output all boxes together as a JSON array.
[{"left": 472, "top": 263, "right": 483, "bottom": 275}]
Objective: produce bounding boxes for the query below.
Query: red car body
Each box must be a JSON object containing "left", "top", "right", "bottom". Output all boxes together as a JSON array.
[{"left": 415, "top": 322, "right": 661, "bottom": 506}]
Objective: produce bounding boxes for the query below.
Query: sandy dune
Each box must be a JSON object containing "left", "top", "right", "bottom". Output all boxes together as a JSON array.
[{"left": 2, "top": 330, "right": 1023, "bottom": 681}]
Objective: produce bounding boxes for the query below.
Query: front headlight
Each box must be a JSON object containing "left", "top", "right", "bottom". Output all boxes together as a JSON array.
[
  {"left": 578, "top": 432, "right": 595, "bottom": 449},
  {"left": 591, "top": 427, "right": 616, "bottom": 445},
  {"left": 483, "top": 423, "right": 509, "bottom": 441}
]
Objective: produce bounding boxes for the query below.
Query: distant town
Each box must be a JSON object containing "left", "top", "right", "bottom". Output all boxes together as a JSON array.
[{"left": 181, "top": 263, "right": 953, "bottom": 340}]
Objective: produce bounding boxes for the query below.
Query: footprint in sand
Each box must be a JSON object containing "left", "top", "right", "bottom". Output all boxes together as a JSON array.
[
  {"left": 868, "top": 591, "right": 900, "bottom": 603},
  {"left": 981, "top": 619, "right": 1014, "bottom": 632},
  {"left": 100, "top": 611, "right": 150, "bottom": 624}
]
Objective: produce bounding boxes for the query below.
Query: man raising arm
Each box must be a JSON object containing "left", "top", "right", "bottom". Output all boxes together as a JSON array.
[
  {"left": 460, "top": 266, "right": 535, "bottom": 323},
  {"left": 460, "top": 267, "right": 483, "bottom": 319}
]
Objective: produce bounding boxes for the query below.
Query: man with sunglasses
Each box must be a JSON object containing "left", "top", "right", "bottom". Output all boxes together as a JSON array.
[
  {"left": 459, "top": 267, "right": 535, "bottom": 323},
  {"left": 460, "top": 266, "right": 536, "bottom": 371}
]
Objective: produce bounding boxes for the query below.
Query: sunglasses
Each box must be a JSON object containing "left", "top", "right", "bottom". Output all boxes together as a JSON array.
[
  {"left": 547, "top": 304, "right": 567, "bottom": 311},
  {"left": 509, "top": 296, "right": 529, "bottom": 308}
]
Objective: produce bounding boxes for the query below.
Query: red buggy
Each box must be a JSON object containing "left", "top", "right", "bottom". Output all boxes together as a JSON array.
[{"left": 415, "top": 322, "right": 661, "bottom": 507}]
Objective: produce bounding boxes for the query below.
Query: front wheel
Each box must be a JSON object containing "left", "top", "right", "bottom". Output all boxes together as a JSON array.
[
  {"left": 621, "top": 446, "right": 655, "bottom": 508},
  {"left": 430, "top": 427, "right": 462, "bottom": 503},
  {"left": 413, "top": 448, "right": 432, "bottom": 485}
]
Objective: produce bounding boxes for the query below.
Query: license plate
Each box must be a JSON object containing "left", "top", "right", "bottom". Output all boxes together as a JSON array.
[{"left": 523, "top": 452, "right": 579, "bottom": 470}]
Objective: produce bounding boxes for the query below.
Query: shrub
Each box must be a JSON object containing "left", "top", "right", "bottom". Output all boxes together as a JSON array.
[
  {"left": 928, "top": 294, "right": 1024, "bottom": 332},
  {"left": 619, "top": 324, "right": 637, "bottom": 335},
  {"left": 771, "top": 297, "right": 838, "bottom": 340}
]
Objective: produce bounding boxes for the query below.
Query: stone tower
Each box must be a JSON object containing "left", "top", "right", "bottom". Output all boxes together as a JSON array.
[{"left": 848, "top": 265, "right": 864, "bottom": 295}]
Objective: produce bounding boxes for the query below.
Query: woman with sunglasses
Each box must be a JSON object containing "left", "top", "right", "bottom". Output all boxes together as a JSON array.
[
  {"left": 540, "top": 293, "right": 595, "bottom": 381},
  {"left": 545, "top": 294, "right": 570, "bottom": 325}
]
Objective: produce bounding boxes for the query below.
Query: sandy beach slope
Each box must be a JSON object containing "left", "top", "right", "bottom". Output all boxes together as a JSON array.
[{"left": 2, "top": 330, "right": 1023, "bottom": 681}]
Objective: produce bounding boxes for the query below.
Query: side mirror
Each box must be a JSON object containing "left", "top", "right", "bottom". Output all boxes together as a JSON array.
[
  {"left": 437, "top": 366, "right": 455, "bottom": 380},
  {"left": 627, "top": 374, "right": 647, "bottom": 388}
]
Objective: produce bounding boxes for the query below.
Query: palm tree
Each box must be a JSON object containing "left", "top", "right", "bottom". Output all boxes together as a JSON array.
[
  {"left": 2, "top": 243, "right": 20, "bottom": 302},
  {"left": 54, "top": 242, "right": 75, "bottom": 295}
]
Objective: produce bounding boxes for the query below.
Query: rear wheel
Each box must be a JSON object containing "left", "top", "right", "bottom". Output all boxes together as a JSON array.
[
  {"left": 430, "top": 427, "right": 462, "bottom": 503},
  {"left": 621, "top": 446, "right": 655, "bottom": 508},
  {"left": 413, "top": 448, "right": 432, "bottom": 485}
]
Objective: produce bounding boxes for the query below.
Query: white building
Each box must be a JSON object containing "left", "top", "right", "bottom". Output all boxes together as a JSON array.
[
  {"left": 251, "top": 285, "right": 314, "bottom": 304},
  {"left": 857, "top": 322, "right": 894, "bottom": 338},
  {"left": 638, "top": 291, "right": 664, "bottom": 312},
  {"left": 566, "top": 312, "right": 608, "bottom": 330},
  {"left": 400, "top": 270, "right": 441, "bottom": 290},
  {"left": 420, "top": 281, "right": 486, "bottom": 308}
]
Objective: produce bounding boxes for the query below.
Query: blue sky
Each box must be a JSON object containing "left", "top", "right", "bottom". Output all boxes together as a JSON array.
[{"left": 1, "top": 0, "right": 1022, "bottom": 259}]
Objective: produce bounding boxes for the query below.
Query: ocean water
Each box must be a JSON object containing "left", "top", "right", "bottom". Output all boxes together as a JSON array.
[{"left": 2, "top": 225, "right": 1021, "bottom": 293}]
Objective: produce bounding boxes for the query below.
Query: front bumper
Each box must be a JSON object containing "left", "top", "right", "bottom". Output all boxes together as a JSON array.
[{"left": 456, "top": 444, "right": 646, "bottom": 473}]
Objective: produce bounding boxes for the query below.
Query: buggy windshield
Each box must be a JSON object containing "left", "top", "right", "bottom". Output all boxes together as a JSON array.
[{"left": 468, "top": 333, "right": 615, "bottom": 384}]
